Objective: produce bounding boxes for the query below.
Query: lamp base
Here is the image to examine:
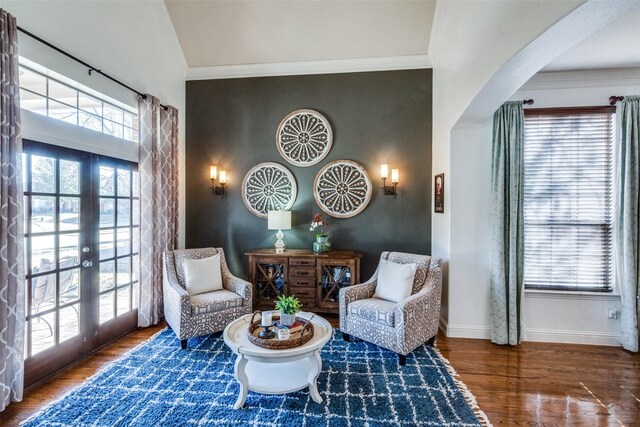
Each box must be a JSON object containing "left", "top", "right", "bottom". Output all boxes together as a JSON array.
[{"left": 274, "top": 229, "right": 286, "bottom": 253}]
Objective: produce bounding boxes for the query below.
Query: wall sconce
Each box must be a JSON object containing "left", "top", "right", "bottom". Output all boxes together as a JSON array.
[
  {"left": 380, "top": 164, "right": 399, "bottom": 199},
  {"left": 209, "top": 165, "right": 226, "bottom": 198}
]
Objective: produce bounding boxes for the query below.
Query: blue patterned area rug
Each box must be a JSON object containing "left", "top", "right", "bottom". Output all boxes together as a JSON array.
[{"left": 23, "top": 329, "right": 491, "bottom": 426}]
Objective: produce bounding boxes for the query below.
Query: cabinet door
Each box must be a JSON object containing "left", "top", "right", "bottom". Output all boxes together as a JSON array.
[
  {"left": 250, "top": 256, "right": 288, "bottom": 310},
  {"left": 316, "top": 259, "right": 357, "bottom": 310}
]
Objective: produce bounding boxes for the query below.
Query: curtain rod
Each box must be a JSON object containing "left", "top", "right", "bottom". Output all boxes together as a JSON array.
[
  {"left": 609, "top": 96, "right": 624, "bottom": 105},
  {"left": 523, "top": 99, "right": 534, "bottom": 105},
  {"left": 17, "top": 25, "right": 168, "bottom": 110}
]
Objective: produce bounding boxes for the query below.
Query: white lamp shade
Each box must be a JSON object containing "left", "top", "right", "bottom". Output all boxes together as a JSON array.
[{"left": 268, "top": 210, "right": 291, "bottom": 230}]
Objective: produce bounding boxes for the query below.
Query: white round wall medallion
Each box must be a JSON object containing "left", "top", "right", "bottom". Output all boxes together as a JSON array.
[
  {"left": 242, "top": 162, "right": 297, "bottom": 218},
  {"left": 276, "top": 109, "right": 333, "bottom": 167},
  {"left": 313, "top": 160, "right": 372, "bottom": 218}
]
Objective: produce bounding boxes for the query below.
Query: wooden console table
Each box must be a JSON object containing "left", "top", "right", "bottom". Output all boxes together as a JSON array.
[{"left": 245, "top": 249, "right": 362, "bottom": 314}]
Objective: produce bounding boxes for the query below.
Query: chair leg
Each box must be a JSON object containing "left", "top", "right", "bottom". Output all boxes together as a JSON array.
[
  {"left": 398, "top": 354, "right": 406, "bottom": 366},
  {"left": 181, "top": 339, "right": 187, "bottom": 350},
  {"left": 427, "top": 335, "right": 436, "bottom": 346},
  {"left": 342, "top": 332, "right": 350, "bottom": 342}
]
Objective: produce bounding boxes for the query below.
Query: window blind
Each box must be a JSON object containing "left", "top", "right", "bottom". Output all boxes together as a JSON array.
[{"left": 523, "top": 107, "right": 614, "bottom": 292}]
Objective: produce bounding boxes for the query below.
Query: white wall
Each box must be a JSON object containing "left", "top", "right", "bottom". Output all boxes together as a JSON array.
[
  {"left": 0, "top": 0, "right": 188, "bottom": 246},
  {"left": 429, "top": 0, "right": 585, "bottom": 325},
  {"left": 430, "top": 0, "right": 638, "bottom": 344}
]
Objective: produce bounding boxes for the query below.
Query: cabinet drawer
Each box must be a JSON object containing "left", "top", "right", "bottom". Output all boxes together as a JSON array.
[
  {"left": 290, "top": 258, "right": 316, "bottom": 267},
  {"left": 289, "top": 267, "right": 315, "bottom": 278},
  {"left": 290, "top": 278, "right": 314, "bottom": 288},
  {"left": 289, "top": 286, "right": 315, "bottom": 299},
  {"left": 298, "top": 298, "right": 315, "bottom": 309}
]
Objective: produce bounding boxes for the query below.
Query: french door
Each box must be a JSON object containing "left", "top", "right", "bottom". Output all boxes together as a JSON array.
[{"left": 23, "top": 140, "right": 140, "bottom": 386}]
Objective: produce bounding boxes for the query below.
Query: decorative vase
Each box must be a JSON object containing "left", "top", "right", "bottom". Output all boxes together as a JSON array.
[
  {"left": 280, "top": 311, "right": 296, "bottom": 327},
  {"left": 313, "top": 235, "right": 331, "bottom": 253}
]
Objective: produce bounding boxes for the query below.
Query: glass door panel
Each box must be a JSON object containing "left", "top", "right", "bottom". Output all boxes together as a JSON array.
[
  {"left": 23, "top": 141, "right": 139, "bottom": 386},
  {"left": 252, "top": 257, "right": 287, "bottom": 310},
  {"left": 97, "top": 164, "right": 139, "bottom": 329},
  {"left": 24, "top": 147, "right": 87, "bottom": 363},
  {"left": 316, "top": 259, "right": 356, "bottom": 310}
]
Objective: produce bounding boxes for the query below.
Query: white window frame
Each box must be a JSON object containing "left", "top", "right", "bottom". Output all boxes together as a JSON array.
[{"left": 523, "top": 106, "right": 615, "bottom": 293}]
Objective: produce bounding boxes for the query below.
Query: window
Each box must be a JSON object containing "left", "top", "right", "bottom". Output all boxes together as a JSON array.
[
  {"left": 19, "top": 64, "right": 138, "bottom": 142},
  {"left": 523, "top": 107, "right": 615, "bottom": 292}
]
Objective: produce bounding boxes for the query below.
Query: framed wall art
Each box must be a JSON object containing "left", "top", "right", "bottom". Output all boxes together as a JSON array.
[
  {"left": 313, "top": 160, "right": 372, "bottom": 218},
  {"left": 276, "top": 109, "right": 333, "bottom": 167},
  {"left": 434, "top": 173, "right": 444, "bottom": 213},
  {"left": 241, "top": 162, "right": 297, "bottom": 218}
]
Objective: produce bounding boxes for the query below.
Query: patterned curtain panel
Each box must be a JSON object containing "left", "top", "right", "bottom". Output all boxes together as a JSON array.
[
  {"left": 138, "top": 95, "right": 179, "bottom": 327},
  {"left": 616, "top": 96, "right": 640, "bottom": 352},
  {"left": 490, "top": 101, "right": 525, "bottom": 346},
  {"left": 0, "top": 9, "right": 25, "bottom": 412}
]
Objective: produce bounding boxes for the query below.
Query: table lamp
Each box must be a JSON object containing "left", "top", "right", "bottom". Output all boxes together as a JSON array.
[{"left": 268, "top": 210, "right": 292, "bottom": 253}]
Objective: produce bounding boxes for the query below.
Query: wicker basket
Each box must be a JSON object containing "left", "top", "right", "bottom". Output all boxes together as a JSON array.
[{"left": 247, "top": 311, "right": 314, "bottom": 350}]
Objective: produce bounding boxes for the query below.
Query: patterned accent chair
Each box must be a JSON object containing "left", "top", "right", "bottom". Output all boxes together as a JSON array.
[
  {"left": 163, "top": 248, "right": 252, "bottom": 349},
  {"left": 339, "top": 252, "right": 442, "bottom": 365}
]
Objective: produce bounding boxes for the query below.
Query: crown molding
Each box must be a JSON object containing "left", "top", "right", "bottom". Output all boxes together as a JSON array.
[
  {"left": 186, "top": 55, "right": 431, "bottom": 80},
  {"left": 522, "top": 68, "right": 640, "bottom": 90}
]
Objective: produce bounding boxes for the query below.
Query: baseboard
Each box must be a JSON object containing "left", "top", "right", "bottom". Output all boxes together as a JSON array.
[
  {"left": 439, "top": 316, "right": 448, "bottom": 335},
  {"left": 525, "top": 328, "right": 621, "bottom": 347},
  {"left": 441, "top": 319, "right": 621, "bottom": 346},
  {"left": 444, "top": 323, "right": 491, "bottom": 340}
]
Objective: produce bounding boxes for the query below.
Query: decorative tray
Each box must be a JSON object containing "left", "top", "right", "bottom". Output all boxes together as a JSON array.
[{"left": 247, "top": 311, "right": 314, "bottom": 350}]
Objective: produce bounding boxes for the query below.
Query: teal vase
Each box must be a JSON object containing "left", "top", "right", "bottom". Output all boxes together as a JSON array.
[{"left": 313, "top": 235, "right": 331, "bottom": 253}]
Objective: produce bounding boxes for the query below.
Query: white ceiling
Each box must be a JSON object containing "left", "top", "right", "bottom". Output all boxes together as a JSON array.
[
  {"left": 164, "top": 0, "right": 435, "bottom": 68},
  {"left": 543, "top": 5, "right": 640, "bottom": 71},
  {"left": 164, "top": 1, "right": 640, "bottom": 74}
]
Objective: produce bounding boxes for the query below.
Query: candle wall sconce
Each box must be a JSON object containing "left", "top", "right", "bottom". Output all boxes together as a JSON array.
[
  {"left": 380, "top": 164, "right": 399, "bottom": 199},
  {"left": 209, "top": 165, "right": 227, "bottom": 198}
]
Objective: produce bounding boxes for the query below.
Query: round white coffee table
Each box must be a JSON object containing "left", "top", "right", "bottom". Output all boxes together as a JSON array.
[{"left": 223, "top": 311, "right": 332, "bottom": 409}]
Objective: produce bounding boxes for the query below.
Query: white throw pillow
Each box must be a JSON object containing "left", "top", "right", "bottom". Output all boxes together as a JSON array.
[
  {"left": 183, "top": 254, "right": 223, "bottom": 295},
  {"left": 373, "top": 259, "right": 417, "bottom": 303}
]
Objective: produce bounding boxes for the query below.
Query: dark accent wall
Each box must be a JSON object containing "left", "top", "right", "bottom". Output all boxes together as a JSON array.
[{"left": 185, "top": 69, "right": 432, "bottom": 281}]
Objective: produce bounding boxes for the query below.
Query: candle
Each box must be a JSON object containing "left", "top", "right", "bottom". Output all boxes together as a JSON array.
[
  {"left": 261, "top": 311, "right": 272, "bottom": 326},
  {"left": 391, "top": 168, "right": 399, "bottom": 184},
  {"left": 209, "top": 165, "right": 217, "bottom": 180},
  {"left": 278, "top": 328, "right": 290, "bottom": 340},
  {"left": 380, "top": 164, "right": 388, "bottom": 179},
  {"left": 219, "top": 170, "right": 227, "bottom": 184}
]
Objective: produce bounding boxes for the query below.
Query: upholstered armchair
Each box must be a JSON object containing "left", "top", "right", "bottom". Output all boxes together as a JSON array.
[
  {"left": 163, "top": 247, "right": 252, "bottom": 349},
  {"left": 339, "top": 252, "right": 442, "bottom": 365}
]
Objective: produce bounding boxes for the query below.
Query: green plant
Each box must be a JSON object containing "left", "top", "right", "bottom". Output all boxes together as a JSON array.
[{"left": 275, "top": 294, "right": 302, "bottom": 314}]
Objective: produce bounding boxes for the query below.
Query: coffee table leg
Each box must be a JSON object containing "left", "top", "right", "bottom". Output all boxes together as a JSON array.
[
  {"left": 308, "top": 350, "right": 323, "bottom": 403},
  {"left": 233, "top": 354, "right": 249, "bottom": 409}
]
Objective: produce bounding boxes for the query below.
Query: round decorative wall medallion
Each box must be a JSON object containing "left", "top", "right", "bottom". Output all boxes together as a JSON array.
[
  {"left": 276, "top": 109, "right": 333, "bottom": 167},
  {"left": 313, "top": 160, "right": 372, "bottom": 218},
  {"left": 242, "top": 162, "right": 297, "bottom": 218}
]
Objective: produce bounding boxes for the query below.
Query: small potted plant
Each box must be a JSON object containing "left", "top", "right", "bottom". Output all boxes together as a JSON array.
[{"left": 275, "top": 294, "right": 302, "bottom": 327}]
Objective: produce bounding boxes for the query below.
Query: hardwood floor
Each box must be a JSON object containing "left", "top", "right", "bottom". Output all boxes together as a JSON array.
[
  {"left": 2, "top": 322, "right": 639, "bottom": 426},
  {"left": 437, "top": 336, "right": 640, "bottom": 426}
]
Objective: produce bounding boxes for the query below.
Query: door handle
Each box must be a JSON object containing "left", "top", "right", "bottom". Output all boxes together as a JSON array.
[{"left": 82, "top": 260, "right": 93, "bottom": 268}]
